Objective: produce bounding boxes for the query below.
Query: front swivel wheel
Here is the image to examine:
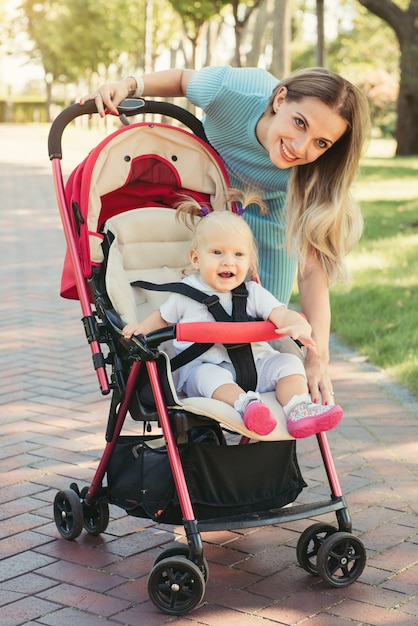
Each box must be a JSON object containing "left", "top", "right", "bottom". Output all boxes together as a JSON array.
[
  {"left": 80, "top": 486, "right": 109, "bottom": 536},
  {"left": 296, "top": 522, "right": 338, "bottom": 575},
  {"left": 53, "top": 488, "right": 83, "bottom": 540},
  {"left": 317, "top": 532, "right": 366, "bottom": 587},
  {"left": 154, "top": 546, "right": 209, "bottom": 582},
  {"left": 148, "top": 555, "right": 205, "bottom": 615}
]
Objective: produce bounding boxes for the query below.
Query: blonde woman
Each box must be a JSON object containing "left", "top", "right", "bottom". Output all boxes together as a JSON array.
[{"left": 82, "top": 65, "right": 370, "bottom": 406}]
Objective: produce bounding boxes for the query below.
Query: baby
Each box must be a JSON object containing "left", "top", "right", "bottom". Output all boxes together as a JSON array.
[{"left": 123, "top": 204, "right": 342, "bottom": 438}]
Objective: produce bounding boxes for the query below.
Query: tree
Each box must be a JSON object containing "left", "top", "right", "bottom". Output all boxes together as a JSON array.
[
  {"left": 269, "top": 0, "right": 292, "bottom": 76},
  {"left": 357, "top": 0, "right": 418, "bottom": 155},
  {"left": 229, "top": 0, "right": 265, "bottom": 66},
  {"left": 168, "top": 0, "right": 228, "bottom": 68},
  {"left": 242, "top": 0, "right": 292, "bottom": 75},
  {"left": 316, "top": 0, "right": 325, "bottom": 66},
  {"left": 19, "top": 0, "right": 151, "bottom": 118}
]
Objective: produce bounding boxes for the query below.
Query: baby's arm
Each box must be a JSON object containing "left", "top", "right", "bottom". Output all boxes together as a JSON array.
[
  {"left": 122, "top": 310, "right": 169, "bottom": 339},
  {"left": 268, "top": 306, "right": 317, "bottom": 351}
]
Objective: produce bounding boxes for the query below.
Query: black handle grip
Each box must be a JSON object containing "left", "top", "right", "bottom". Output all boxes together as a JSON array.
[{"left": 48, "top": 98, "right": 208, "bottom": 160}]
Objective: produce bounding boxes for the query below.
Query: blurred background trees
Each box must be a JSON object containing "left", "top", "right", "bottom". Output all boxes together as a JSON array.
[{"left": 0, "top": 0, "right": 416, "bottom": 154}]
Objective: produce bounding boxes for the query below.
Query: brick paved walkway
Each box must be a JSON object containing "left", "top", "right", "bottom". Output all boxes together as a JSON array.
[{"left": 1, "top": 123, "right": 417, "bottom": 626}]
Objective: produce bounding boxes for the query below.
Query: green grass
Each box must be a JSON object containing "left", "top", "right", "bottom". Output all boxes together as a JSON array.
[{"left": 329, "top": 139, "right": 418, "bottom": 394}]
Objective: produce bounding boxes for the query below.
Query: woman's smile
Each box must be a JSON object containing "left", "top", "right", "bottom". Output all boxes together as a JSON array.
[{"left": 280, "top": 140, "right": 298, "bottom": 162}]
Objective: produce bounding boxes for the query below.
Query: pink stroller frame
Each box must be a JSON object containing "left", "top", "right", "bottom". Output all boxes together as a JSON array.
[{"left": 48, "top": 99, "right": 366, "bottom": 615}]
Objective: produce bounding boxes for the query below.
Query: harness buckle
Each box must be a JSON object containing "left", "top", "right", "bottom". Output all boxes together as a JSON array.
[{"left": 203, "top": 294, "right": 221, "bottom": 308}]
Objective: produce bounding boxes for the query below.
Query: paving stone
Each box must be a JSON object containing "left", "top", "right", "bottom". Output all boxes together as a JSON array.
[{"left": 0, "top": 596, "right": 61, "bottom": 626}]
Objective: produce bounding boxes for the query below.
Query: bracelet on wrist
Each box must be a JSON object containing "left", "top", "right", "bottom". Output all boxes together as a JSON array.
[{"left": 126, "top": 75, "right": 144, "bottom": 98}]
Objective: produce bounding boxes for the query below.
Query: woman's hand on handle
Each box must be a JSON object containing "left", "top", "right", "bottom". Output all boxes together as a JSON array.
[
  {"left": 79, "top": 70, "right": 194, "bottom": 118},
  {"left": 79, "top": 77, "right": 136, "bottom": 117}
]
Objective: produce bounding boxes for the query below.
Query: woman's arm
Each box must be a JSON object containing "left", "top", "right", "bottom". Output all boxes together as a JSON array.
[
  {"left": 298, "top": 249, "right": 333, "bottom": 404},
  {"left": 80, "top": 69, "right": 194, "bottom": 117}
]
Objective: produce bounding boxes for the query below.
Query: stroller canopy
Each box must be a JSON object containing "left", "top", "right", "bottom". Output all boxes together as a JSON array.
[{"left": 61, "top": 121, "right": 232, "bottom": 300}]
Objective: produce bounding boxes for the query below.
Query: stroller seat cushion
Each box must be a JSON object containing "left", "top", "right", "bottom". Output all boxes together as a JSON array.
[
  {"left": 149, "top": 352, "right": 293, "bottom": 442},
  {"left": 104, "top": 207, "right": 193, "bottom": 323},
  {"left": 178, "top": 392, "right": 293, "bottom": 441}
]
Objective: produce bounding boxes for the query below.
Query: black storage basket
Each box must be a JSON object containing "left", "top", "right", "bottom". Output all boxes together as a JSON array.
[{"left": 106, "top": 433, "right": 306, "bottom": 524}]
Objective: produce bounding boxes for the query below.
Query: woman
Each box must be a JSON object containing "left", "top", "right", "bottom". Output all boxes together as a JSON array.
[{"left": 80, "top": 65, "right": 370, "bottom": 406}]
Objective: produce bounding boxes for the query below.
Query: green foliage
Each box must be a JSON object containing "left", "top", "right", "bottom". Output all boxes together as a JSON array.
[
  {"left": 167, "top": 0, "right": 227, "bottom": 65},
  {"left": 292, "top": 1, "right": 400, "bottom": 137},
  {"left": 169, "top": 0, "right": 227, "bottom": 27},
  {"left": 329, "top": 5, "right": 399, "bottom": 77},
  {"left": 20, "top": 0, "right": 148, "bottom": 81}
]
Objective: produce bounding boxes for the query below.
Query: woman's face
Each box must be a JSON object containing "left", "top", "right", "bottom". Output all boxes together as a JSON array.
[{"left": 258, "top": 87, "right": 348, "bottom": 169}]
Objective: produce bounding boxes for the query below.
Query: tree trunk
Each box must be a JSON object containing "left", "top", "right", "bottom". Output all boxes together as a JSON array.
[
  {"left": 245, "top": 0, "right": 269, "bottom": 67},
  {"left": 45, "top": 76, "right": 53, "bottom": 123},
  {"left": 269, "top": 0, "right": 292, "bottom": 78},
  {"left": 144, "top": 0, "right": 153, "bottom": 74},
  {"left": 357, "top": 0, "right": 418, "bottom": 155},
  {"left": 230, "top": 0, "right": 264, "bottom": 67},
  {"left": 316, "top": 0, "right": 325, "bottom": 66},
  {"left": 396, "top": 23, "right": 418, "bottom": 154}
]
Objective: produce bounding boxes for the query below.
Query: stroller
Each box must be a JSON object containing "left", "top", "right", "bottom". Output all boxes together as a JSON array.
[{"left": 48, "top": 98, "right": 366, "bottom": 616}]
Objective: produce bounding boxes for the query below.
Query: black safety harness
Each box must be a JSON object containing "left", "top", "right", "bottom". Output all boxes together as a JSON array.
[{"left": 131, "top": 280, "right": 258, "bottom": 392}]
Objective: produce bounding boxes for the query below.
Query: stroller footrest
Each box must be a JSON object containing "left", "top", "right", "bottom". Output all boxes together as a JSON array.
[{"left": 196, "top": 497, "right": 347, "bottom": 532}]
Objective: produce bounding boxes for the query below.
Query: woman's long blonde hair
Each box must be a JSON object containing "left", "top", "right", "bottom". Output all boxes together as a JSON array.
[{"left": 269, "top": 67, "right": 371, "bottom": 283}]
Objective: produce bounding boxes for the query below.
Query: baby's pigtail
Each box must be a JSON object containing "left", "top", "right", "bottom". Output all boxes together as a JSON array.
[
  {"left": 175, "top": 196, "right": 210, "bottom": 229},
  {"left": 227, "top": 188, "right": 268, "bottom": 215}
]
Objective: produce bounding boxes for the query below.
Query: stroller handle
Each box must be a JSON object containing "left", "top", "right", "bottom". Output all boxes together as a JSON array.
[{"left": 48, "top": 98, "right": 208, "bottom": 160}]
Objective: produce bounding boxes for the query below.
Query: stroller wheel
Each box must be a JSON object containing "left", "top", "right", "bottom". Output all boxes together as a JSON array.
[
  {"left": 80, "top": 487, "right": 110, "bottom": 536},
  {"left": 317, "top": 532, "right": 366, "bottom": 587},
  {"left": 154, "top": 546, "right": 209, "bottom": 582},
  {"left": 296, "top": 522, "right": 338, "bottom": 575},
  {"left": 148, "top": 555, "right": 205, "bottom": 615},
  {"left": 53, "top": 488, "right": 83, "bottom": 540}
]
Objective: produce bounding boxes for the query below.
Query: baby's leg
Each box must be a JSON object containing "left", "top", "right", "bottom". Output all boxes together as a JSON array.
[
  {"left": 275, "top": 373, "right": 308, "bottom": 406},
  {"left": 185, "top": 363, "right": 276, "bottom": 435},
  {"left": 184, "top": 362, "right": 238, "bottom": 400}
]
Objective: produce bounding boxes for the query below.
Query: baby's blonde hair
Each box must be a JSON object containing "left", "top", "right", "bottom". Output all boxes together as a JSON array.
[{"left": 175, "top": 189, "right": 263, "bottom": 279}]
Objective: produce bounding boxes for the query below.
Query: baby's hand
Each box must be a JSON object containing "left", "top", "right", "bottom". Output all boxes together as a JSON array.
[
  {"left": 122, "top": 323, "right": 144, "bottom": 339},
  {"left": 275, "top": 325, "right": 318, "bottom": 353}
]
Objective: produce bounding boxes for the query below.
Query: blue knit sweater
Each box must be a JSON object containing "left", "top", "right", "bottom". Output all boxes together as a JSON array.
[{"left": 187, "top": 66, "right": 297, "bottom": 304}]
